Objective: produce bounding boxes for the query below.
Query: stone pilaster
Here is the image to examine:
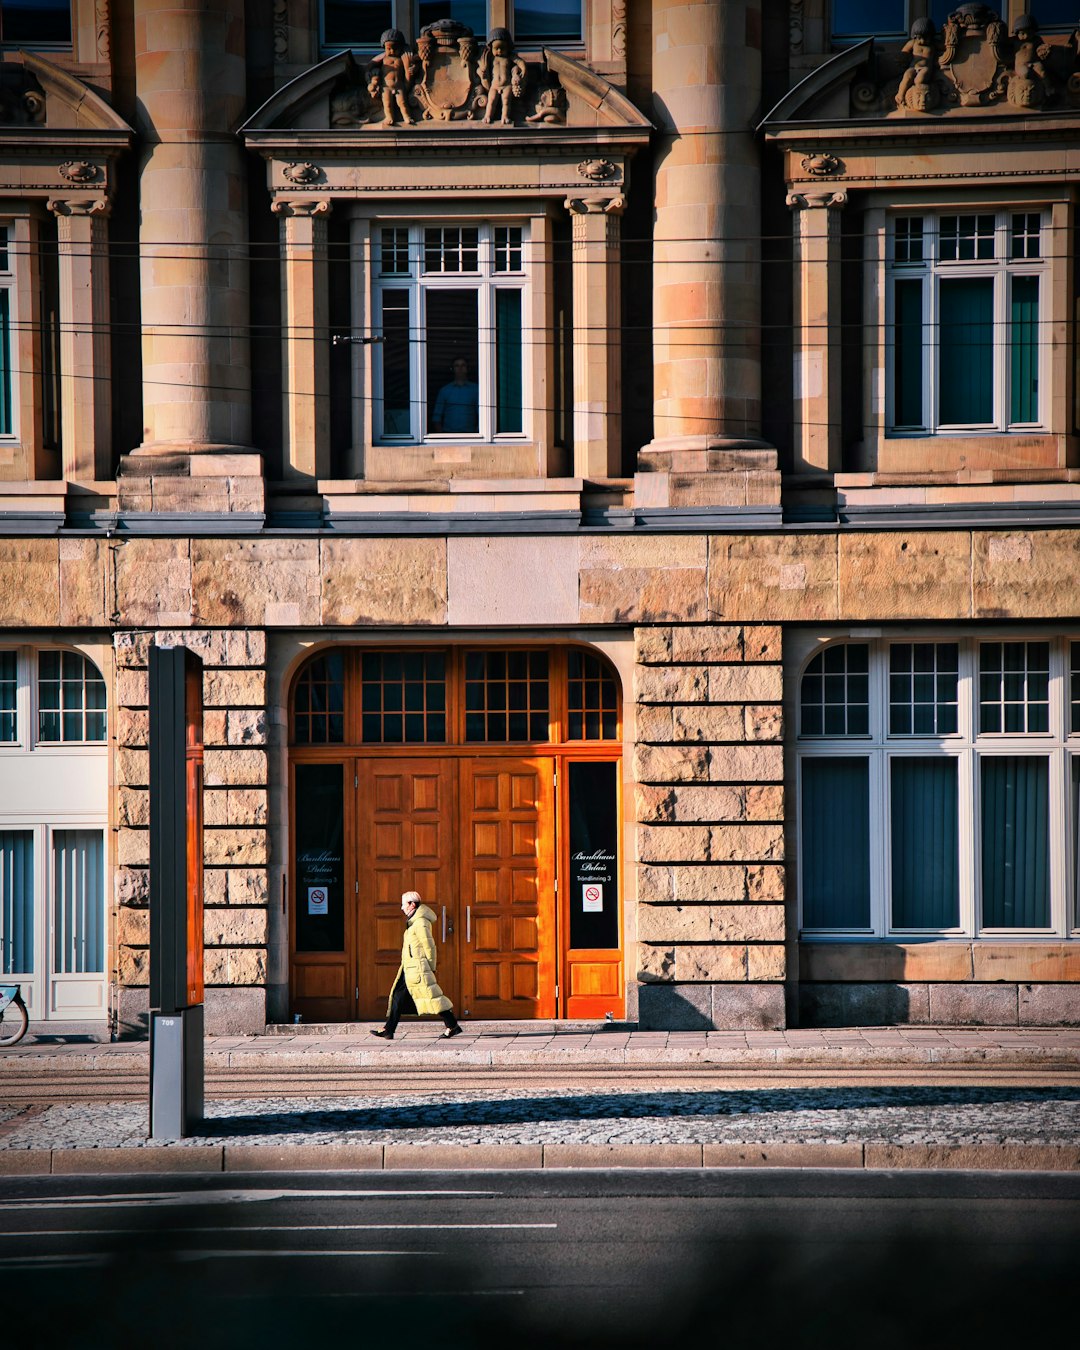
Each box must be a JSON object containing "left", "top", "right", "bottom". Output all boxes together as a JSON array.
[
  {"left": 566, "top": 194, "right": 623, "bottom": 478},
  {"left": 48, "top": 198, "right": 112, "bottom": 482},
  {"left": 639, "top": 0, "right": 778, "bottom": 506},
  {"left": 274, "top": 198, "right": 332, "bottom": 483},
  {"left": 113, "top": 627, "right": 270, "bottom": 1037},
  {"left": 633, "top": 621, "right": 786, "bottom": 1029},
  {"left": 788, "top": 189, "right": 846, "bottom": 474},
  {"left": 133, "top": 0, "right": 251, "bottom": 455}
]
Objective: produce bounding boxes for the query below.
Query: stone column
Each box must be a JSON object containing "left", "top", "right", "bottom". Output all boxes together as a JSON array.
[
  {"left": 566, "top": 195, "right": 623, "bottom": 479},
  {"left": 641, "top": 0, "right": 774, "bottom": 482},
  {"left": 48, "top": 198, "right": 112, "bottom": 482},
  {"left": 788, "top": 190, "right": 846, "bottom": 474},
  {"left": 134, "top": 0, "right": 251, "bottom": 454},
  {"left": 274, "top": 199, "right": 332, "bottom": 483}
]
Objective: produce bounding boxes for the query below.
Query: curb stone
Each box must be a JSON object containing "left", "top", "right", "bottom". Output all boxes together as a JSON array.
[{"left": 1, "top": 1142, "right": 1078, "bottom": 1175}]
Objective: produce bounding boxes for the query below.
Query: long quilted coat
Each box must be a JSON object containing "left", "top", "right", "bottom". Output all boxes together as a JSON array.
[{"left": 388, "top": 903, "right": 453, "bottom": 1017}]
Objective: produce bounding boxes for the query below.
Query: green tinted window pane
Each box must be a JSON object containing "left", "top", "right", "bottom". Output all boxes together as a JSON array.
[
  {"left": 891, "top": 757, "right": 959, "bottom": 928},
  {"left": 0, "top": 651, "right": 15, "bottom": 742},
  {"left": 380, "top": 290, "right": 411, "bottom": 437},
  {"left": 0, "top": 290, "right": 10, "bottom": 436},
  {"left": 893, "top": 279, "right": 924, "bottom": 426},
  {"left": 939, "top": 278, "right": 994, "bottom": 424},
  {"left": 981, "top": 756, "right": 1049, "bottom": 928},
  {"left": 0, "top": 830, "right": 34, "bottom": 974},
  {"left": 801, "top": 758, "right": 871, "bottom": 928},
  {"left": 1010, "top": 276, "right": 1039, "bottom": 423},
  {"left": 495, "top": 290, "right": 523, "bottom": 434}
]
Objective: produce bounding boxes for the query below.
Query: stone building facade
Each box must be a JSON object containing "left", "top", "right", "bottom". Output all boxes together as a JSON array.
[{"left": 0, "top": 0, "right": 1078, "bottom": 1037}]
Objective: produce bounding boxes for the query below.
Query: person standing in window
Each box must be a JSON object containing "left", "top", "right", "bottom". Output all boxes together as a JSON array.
[
  {"left": 371, "top": 891, "right": 462, "bottom": 1039},
  {"left": 432, "top": 357, "right": 480, "bottom": 432}
]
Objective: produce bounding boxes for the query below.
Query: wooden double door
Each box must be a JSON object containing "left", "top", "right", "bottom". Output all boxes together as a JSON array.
[{"left": 357, "top": 756, "right": 554, "bottom": 1020}]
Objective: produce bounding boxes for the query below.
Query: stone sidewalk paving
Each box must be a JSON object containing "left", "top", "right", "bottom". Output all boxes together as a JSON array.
[
  {"left": 2, "top": 1024, "right": 1079, "bottom": 1175},
  {"left": 5, "top": 1022, "right": 1080, "bottom": 1070}
]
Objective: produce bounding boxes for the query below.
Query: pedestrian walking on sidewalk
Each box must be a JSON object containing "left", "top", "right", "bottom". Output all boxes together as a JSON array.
[{"left": 371, "top": 891, "right": 462, "bottom": 1040}]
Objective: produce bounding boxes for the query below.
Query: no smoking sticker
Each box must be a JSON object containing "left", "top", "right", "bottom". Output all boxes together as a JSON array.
[
  {"left": 307, "top": 886, "right": 328, "bottom": 916},
  {"left": 582, "top": 883, "right": 603, "bottom": 913}
]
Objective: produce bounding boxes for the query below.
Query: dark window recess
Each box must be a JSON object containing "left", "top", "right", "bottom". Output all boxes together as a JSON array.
[
  {"left": 2, "top": 0, "right": 72, "bottom": 44},
  {"left": 360, "top": 650, "right": 446, "bottom": 743},
  {"left": 465, "top": 650, "right": 549, "bottom": 742},
  {"left": 568, "top": 761, "right": 620, "bottom": 949},
  {"left": 293, "top": 652, "right": 345, "bottom": 744},
  {"left": 294, "top": 763, "right": 346, "bottom": 953}
]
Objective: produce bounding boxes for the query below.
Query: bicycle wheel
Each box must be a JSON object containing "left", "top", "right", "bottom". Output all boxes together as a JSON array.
[{"left": 0, "top": 998, "right": 28, "bottom": 1046}]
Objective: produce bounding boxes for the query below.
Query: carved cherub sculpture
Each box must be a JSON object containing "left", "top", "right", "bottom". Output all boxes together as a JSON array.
[
  {"left": 895, "top": 17, "right": 939, "bottom": 109},
  {"left": 479, "top": 28, "right": 527, "bottom": 125},
  {"left": 1010, "top": 14, "right": 1052, "bottom": 106},
  {"left": 366, "top": 28, "right": 419, "bottom": 126}
]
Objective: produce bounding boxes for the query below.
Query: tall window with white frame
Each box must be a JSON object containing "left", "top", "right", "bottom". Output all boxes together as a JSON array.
[
  {"left": 887, "top": 210, "right": 1046, "bottom": 435},
  {"left": 797, "top": 636, "right": 1080, "bottom": 939},
  {"left": 0, "top": 648, "right": 107, "bottom": 1022},
  {"left": 373, "top": 222, "right": 527, "bottom": 443}
]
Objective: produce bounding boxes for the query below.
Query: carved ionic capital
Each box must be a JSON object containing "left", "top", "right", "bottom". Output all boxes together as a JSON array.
[
  {"left": 47, "top": 197, "right": 111, "bottom": 219},
  {"left": 564, "top": 194, "right": 626, "bottom": 216},
  {"left": 271, "top": 197, "right": 333, "bottom": 218},
  {"left": 786, "top": 190, "right": 848, "bottom": 212}
]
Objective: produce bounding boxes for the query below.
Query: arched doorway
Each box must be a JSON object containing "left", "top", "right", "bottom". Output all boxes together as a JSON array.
[{"left": 288, "top": 645, "right": 623, "bottom": 1022}]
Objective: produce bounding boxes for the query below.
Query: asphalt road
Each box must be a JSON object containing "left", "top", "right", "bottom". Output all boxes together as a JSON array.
[{"left": 2, "top": 1169, "right": 1078, "bottom": 1349}]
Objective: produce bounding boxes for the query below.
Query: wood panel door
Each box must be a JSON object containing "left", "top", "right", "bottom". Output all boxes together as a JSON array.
[
  {"left": 458, "top": 758, "right": 556, "bottom": 1019},
  {"left": 355, "top": 759, "right": 457, "bottom": 1021}
]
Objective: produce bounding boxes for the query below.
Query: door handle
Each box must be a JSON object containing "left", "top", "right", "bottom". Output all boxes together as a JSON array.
[
  {"left": 441, "top": 906, "right": 446, "bottom": 943},
  {"left": 466, "top": 905, "right": 471, "bottom": 943}
]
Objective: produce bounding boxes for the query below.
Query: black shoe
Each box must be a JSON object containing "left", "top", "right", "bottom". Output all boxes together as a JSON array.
[
  {"left": 370, "top": 1028, "right": 394, "bottom": 1039},
  {"left": 441, "top": 1025, "right": 462, "bottom": 1039}
]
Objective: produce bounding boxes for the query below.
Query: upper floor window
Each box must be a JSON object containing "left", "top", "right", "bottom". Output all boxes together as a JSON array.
[
  {"left": 373, "top": 222, "right": 527, "bottom": 443},
  {"left": 321, "top": 1, "right": 487, "bottom": 48},
  {"left": 0, "top": 648, "right": 107, "bottom": 748},
  {"left": 831, "top": 1, "right": 951, "bottom": 42},
  {"left": 514, "top": 1, "right": 581, "bottom": 43},
  {"left": 0, "top": 0, "right": 72, "bottom": 46},
  {"left": 887, "top": 210, "right": 1046, "bottom": 435}
]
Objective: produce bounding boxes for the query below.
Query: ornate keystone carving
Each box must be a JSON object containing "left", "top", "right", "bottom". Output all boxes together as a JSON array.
[
  {"left": 479, "top": 28, "right": 526, "bottom": 125},
  {"left": 800, "top": 153, "right": 843, "bottom": 177},
  {"left": 282, "top": 162, "right": 322, "bottom": 184},
  {"left": 578, "top": 158, "right": 618, "bottom": 181},
  {"left": 59, "top": 160, "right": 100, "bottom": 183}
]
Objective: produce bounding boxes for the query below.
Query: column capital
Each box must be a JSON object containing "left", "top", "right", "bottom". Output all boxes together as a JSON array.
[
  {"left": 47, "top": 196, "right": 111, "bottom": 219},
  {"left": 271, "top": 197, "right": 333, "bottom": 218},
  {"left": 786, "top": 189, "right": 848, "bottom": 212},
  {"left": 564, "top": 194, "right": 625, "bottom": 217}
]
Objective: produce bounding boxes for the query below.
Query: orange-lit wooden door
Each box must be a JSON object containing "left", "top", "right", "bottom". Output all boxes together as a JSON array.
[
  {"left": 356, "top": 758, "right": 457, "bottom": 1021},
  {"left": 459, "top": 758, "right": 556, "bottom": 1019}
]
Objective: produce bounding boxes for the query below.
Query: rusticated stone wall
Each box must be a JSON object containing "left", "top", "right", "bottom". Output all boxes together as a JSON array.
[
  {"left": 114, "top": 627, "right": 269, "bottom": 1037},
  {"left": 634, "top": 622, "right": 786, "bottom": 1029}
]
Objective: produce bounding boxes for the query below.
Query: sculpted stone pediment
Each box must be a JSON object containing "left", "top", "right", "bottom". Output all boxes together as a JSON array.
[
  {"left": 762, "top": 7, "right": 1080, "bottom": 123},
  {"left": 1, "top": 52, "right": 134, "bottom": 133},
  {"left": 242, "top": 31, "right": 650, "bottom": 135}
]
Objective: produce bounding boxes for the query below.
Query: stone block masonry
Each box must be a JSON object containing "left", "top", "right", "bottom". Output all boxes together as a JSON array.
[
  {"left": 113, "top": 628, "right": 269, "bottom": 1037},
  {"left": 634, "top": 623, "right": 786, "bottom": 1030}
]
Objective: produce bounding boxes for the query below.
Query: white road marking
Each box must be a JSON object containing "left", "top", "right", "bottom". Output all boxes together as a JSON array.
[
  {"left": 0, "top": 1188, "right": 499, "bottom": 1210},
  {"left": 0, "top": 1223, "right": 555, "bottom": 1235}
]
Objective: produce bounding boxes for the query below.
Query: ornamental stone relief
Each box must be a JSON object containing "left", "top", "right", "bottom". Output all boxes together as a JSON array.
[
  {"left": 328, "top": 21, "right": 565, "bottom": 128},
  {"left": 852, "top": 7, "right": 1080, "bottom": 114},
  {"left": 0, "top": 63, "right": 45, "bottom": 124}
]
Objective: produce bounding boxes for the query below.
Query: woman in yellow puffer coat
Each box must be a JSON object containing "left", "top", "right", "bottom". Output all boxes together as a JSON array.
[{"left": 371, "top": 891, "right": 462, "bottom": 1039}]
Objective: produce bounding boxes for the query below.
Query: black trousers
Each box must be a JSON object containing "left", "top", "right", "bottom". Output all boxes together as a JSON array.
[{"left": 384, "top": 977, "right": 459, "bottom": 1034}]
